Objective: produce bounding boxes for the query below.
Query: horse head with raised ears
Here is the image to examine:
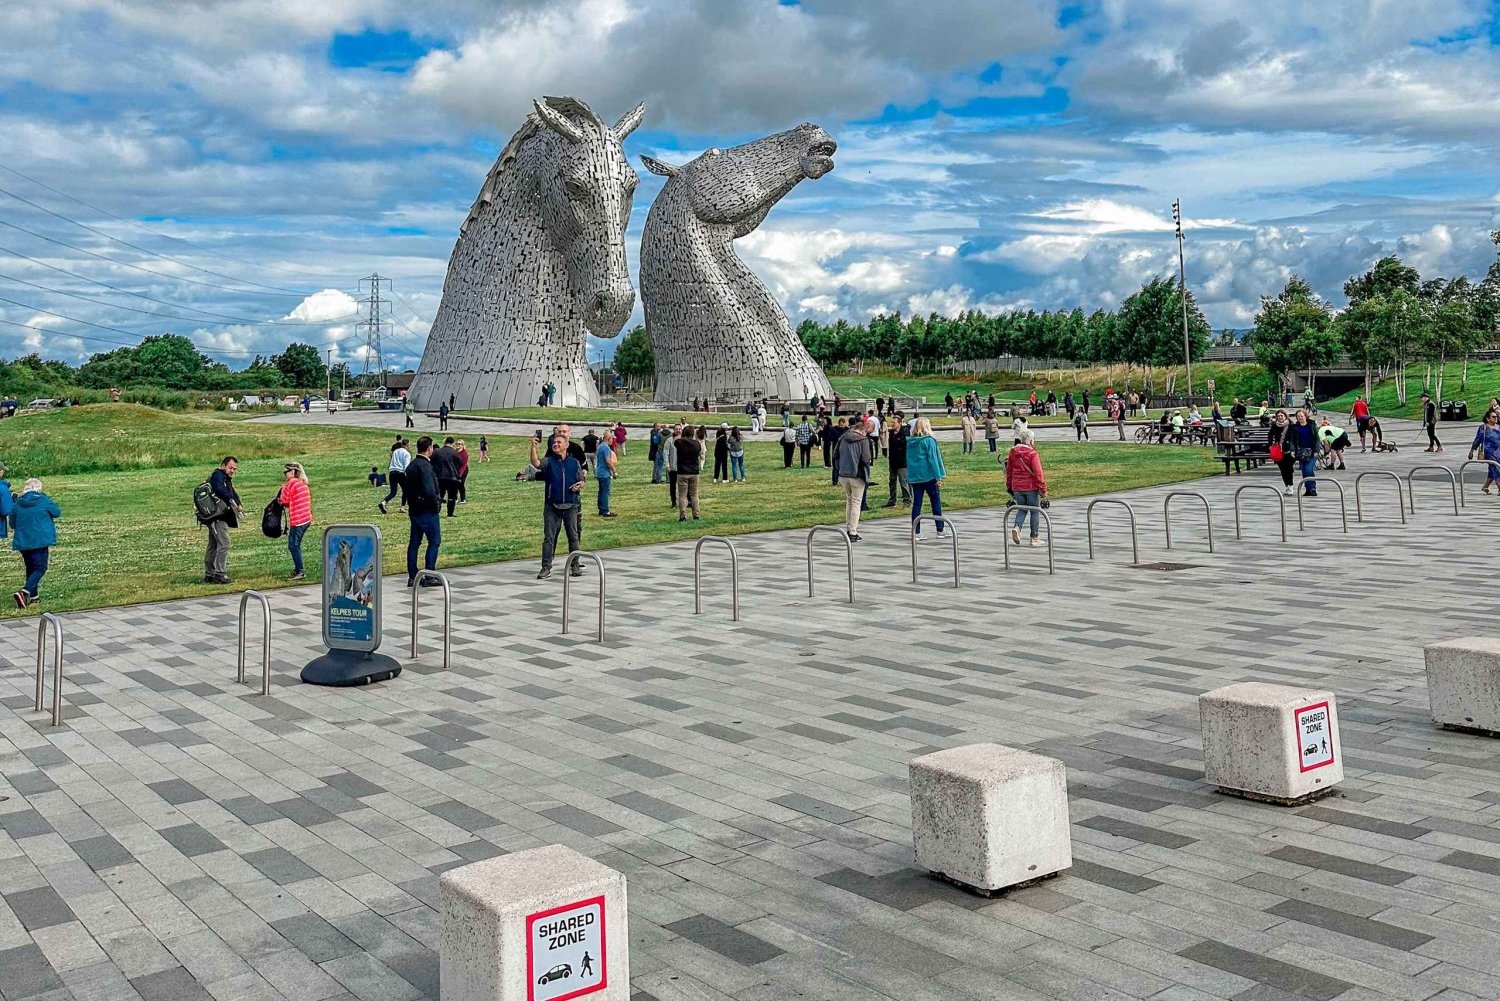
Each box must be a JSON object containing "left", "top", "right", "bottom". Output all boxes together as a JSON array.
[
  {"left": 523, "top": 96, "right": 643, "bottom": 335},
  {"left": 410, "top": 96, "right": 645, "bottom": 410},
  {"left": 638, "top": 122, "right": 837, "bottom": 405}
]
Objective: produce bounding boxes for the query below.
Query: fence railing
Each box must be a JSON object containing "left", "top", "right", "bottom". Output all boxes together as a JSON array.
[
  {"left": 1086, "top": 499, "right": 1139, "bottom": 564},
  {"left": 693, "top": 537, "right": 740, "bottom": 620},
  {"left": 562, "top": 552, "right": 607, "bottom": 641},
  {"left": 910, "top": 516, "right": 959, "bottom": 587},
  {"left": 1233, "top": 485, "right": 1287, "bottom": 542},
  {"left": 806, "top": 526, "right": 854, "bottom": 602},
  {"left": 1163, "top": 492, "right": 1214, "bottom": 552},
  {"left": 1405, "top": 465, "right": 1459, "bottom": 516},
  {"left": 411, "top": 570, "right": 452, "bottom": 670},
  {"left": 1355, "top": 470, "right": 1407, "bottom": 524},
  {"left": 1295, "top": 477, "right": 1348, "bottom": 534},
  {"left": 1002, "top": 506, "right": 1055, "bottom": 573},
  {"left": 237, "top": 591, "right": 272, "bottom": 696},
  {"left": 1458, "top": 459, "right": 1500, "bottom": 506},
  {"left": 34, "top": 613, "right": 63, "bottom": 727}
]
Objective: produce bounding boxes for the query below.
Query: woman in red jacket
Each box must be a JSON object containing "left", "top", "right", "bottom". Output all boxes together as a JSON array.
[
  {"left": 279, "top": 462, "right": 313, "bottom": 580},
  {"left": 455, "top": 440, "right": 471, "bottom": 503},
  {"left": 1004, "top": 430, "right": 1047, "bottom": 546}
]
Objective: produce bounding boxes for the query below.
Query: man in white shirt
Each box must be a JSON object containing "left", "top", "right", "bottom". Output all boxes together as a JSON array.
[{"left": 379, "top": 437, "right": 411, "bottom": 514}]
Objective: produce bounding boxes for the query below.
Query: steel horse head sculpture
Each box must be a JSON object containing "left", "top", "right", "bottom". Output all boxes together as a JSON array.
[
  {"left": 411, "top": 97, "right": 644, "bottom": 410},
  {"left": 639, "top": 122, "right": 836, "bottom": 405}
]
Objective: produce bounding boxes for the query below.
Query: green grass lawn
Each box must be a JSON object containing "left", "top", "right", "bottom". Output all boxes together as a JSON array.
[
  {"left": 0, "top": 404, "right": 1214, "bottom": 617},
  {"left": 1321, "top": 362, "right": 1500, "bottom": 420}
]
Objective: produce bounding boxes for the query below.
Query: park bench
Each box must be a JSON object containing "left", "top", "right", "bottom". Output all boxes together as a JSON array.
[{"left": 1216, "top": 424, "right": 1272, "bottom": 475}]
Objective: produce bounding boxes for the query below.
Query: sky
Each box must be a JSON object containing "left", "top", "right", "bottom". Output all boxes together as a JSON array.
[{"left": 1, "top": 0, "right": 1498, "bottom": 373}]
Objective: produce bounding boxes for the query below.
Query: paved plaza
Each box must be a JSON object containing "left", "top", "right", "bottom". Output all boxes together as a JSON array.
[{"left": 1, "top": 447, "right": 1498, "bottom": 1001}]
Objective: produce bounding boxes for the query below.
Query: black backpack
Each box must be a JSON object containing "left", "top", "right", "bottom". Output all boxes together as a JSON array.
[
  {"left": 261, "top": 496, "right": 285, "bottom": 539},
  {"left": 192, "top": 480, "right": 221, "bottom": 524}
]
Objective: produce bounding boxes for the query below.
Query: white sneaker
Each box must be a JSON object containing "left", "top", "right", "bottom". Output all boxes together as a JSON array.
[
  {"left": 1283, "top": 486, "right": 1294, "bottom": 496},
  {"left": 1030, "top": 537, "right": 1043, "bottom": 547},
  {"left": 1011, "top": 527, "right": 1021, "bottom": 544}
]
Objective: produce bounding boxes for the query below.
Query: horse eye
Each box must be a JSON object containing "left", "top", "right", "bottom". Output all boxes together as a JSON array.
[{"left": 563, "top": 178, "right": 589, "bottom": 199}]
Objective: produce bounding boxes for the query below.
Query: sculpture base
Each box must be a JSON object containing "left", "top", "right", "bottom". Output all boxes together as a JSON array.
[{"left": 301, "top": 650, "right": 402, "bottom": 687}]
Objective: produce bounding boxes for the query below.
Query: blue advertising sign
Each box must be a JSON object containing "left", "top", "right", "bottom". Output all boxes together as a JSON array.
[{"left": 321, "top": 525, "right": 383, "bottom": 653}]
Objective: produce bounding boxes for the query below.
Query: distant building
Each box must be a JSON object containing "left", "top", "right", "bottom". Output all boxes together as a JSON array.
[{"left": 384, "top": 372, "right": 415, "bottom": 397}]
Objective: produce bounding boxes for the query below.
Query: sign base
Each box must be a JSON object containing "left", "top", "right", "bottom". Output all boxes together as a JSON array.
[{"left": 301, "top": 650, "right": 402, "bottom": 687}]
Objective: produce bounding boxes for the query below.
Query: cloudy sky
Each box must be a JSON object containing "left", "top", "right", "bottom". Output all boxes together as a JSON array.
[{"left": 1, "top": 0, "right": 1498, "bottom": 371}]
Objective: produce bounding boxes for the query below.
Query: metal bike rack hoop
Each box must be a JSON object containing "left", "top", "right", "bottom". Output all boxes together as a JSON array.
[
  {"left": 237, "top": 590, "right": 273, "bottom": 695},
  {"left": 1163, "top": 492, "right": 1214, "bottom": 552},
  {"left": 1405, "top": 465, "right": 1459, "bottom": 516},
  {"left": 1002, "top": 506, "right": 1055, "bottom": 574},
  {"left": 1354, "top": 470, "right": 1407, "bottom": 524},
  {"left": 411, "top": 570, "right": 452, "bottom": 670},
  {"left": 910, "top": 516, "right": 959, "bottom": 588},
  {"left": 1457, "top": 459, "right": 1500, "bottom": 507},
  {"left": 562, "top": 552, "right": 607, "bottom": 641},
  {"left": 693, "top": 536, "right": 740, "bottom": 620},
  {"left": 1086, "top": 498, "right": 1139, "bottom": 563},
  {"left": 1233, "top": 484, "right": 1287, "bottom": 542},
  {"left": 35, "top": 612, "right": 63, "bottom": 727},
  {"left": 1294, "top": 477, "right": 1348, "bottom": 534},
  {"left": 806, "top": 526, "right": 854, "bottom": 603}
]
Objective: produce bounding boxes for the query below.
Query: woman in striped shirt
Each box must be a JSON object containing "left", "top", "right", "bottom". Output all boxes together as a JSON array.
[{"left": 279, "top": 462, "right": 313, "bottom": 580}]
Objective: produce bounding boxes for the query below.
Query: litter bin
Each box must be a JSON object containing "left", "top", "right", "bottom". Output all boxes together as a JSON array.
[
  {"left": 1456, "top": 401, "right": 1468, "bottom": 421},
  {"left": 1441, "top": 401, "right": 1456, "bottom": 421}
]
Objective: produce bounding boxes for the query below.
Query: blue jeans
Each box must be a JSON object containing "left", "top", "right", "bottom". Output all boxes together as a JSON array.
[
  {"left": 287, "top": 524, "right": 308, "bottom": 574},
  {"left": 988, "top": 438, "right": 997, "bottom": 452},
  {"left": 21, "top": 547, "right": 47, "bottom": 598},
  {"left": 652, "top": 452, "right": 664, "bottom": 483},
  {"left": 1012, "top": 489, "right": 1040, "bottom": 537},
  {"left": 1300, "top": 453, "right": 1318, "bottom": 491},
  {"left": 730, "top": 453, "right": 745, "bottom": 481},
  {"left": 406, "top": 512, "right": 440, "bottom": 581},
  {"left": 910, "top": 480, "right": 944, "bottom": 534},
  {"left": 597, "top": 476, "right": 613, "bottom": 514}
]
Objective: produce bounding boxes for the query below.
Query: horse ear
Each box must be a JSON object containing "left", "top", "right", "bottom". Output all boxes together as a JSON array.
[
  {"left": 532, "top": 99, "right": 583, "bottom": 144},
  {"left": 640, "top": 155, "right": 678, "bottom": 177},
  {"left": 612, "top": 103, "right": 646, "bottom": 139}
]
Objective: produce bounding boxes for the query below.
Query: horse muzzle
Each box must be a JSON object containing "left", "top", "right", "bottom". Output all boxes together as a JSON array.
[{"left": 583, "top": 286, "right": 635, "bottom": 337}]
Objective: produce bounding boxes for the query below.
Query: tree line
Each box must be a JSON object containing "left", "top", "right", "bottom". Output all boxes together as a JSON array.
[{"left": 1252, "top": 242, "right": 1500, "bottom": 404}]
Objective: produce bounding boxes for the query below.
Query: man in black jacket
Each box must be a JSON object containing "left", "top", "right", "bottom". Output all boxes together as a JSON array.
[
  {"left": 203, "top": 456, "right": 242, "bottom": 584},
  {"left": 432, "top": 436, "right": 462, "bottom": 516},
  {"left": 404, "top": 436, "right": 442, "bottom": 587},
  {"left": 884, "top": 420, "right": 911, "bottom": 507}
]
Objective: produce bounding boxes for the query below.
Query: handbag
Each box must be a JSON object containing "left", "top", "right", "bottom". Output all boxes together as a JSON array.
[
  {"left": 1269, "top": 443, "right": 1283, "bottom": 462},
  {"left": 261, "top": 496, "right": 285, "bottom": 539}
]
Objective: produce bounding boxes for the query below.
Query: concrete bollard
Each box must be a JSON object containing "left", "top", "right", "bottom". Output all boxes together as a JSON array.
[
  {"left": 909, "top": 743, "right": 1071, "bottom": 896},
  {"left": 441, "top": 844, "right": 628, "bottom": 1001},
  {"left": 1426, "top": 637, "right": 1500, "bottom": 736},
  {"left": 1200, "top": 683, "right": 1342, "bottom": 805}
]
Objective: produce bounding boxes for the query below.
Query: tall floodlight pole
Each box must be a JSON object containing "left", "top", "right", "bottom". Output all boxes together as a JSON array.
[
  {"left": 325, "top": 348, "right": 332, "bottom": 400},
  {"left": 1172, "top": 199, "right": 1192, "bottom": 399}
]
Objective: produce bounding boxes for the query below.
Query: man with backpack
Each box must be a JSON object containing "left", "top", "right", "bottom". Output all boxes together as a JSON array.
[
  {"left": 196, "top": 456, "right": 242, "bottom": 584},
  {"left": 403, "top": 436, "right": 442, "bottom": 587}
]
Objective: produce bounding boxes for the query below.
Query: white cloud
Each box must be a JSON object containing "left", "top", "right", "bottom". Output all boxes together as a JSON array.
[{"left": 284, "top": 290, "right": 360, "bottom": 324}]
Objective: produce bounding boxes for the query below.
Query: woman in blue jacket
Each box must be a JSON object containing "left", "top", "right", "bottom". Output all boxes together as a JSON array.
[
  {"left": 1283, "top": 410, "right": 1321, "bottom": 496},
  {"left": 11, "top": 477, "right": 60, "bottom": 608},
  {"left": 905, "top": 417, "right": 947, "bottom": 537}
]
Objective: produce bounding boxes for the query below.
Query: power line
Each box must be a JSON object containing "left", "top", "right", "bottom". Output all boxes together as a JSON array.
[
  {"left": 0, "top": 215, "right": 311, "bottom": 298},
  {"left": 0, "top": 268, "right": 358, "bottom": 328},
  {"left": 0, "top": 183, "right": 314, "bottom": 295},
  {"left": 0, "top": 293, "right": 345, "bottom": 358},
  {"left": 0, "top": 242, "right": 356, "bottom": 325},
  {"left": 0, "top": 159, "right": 443, "bottom": 284}
]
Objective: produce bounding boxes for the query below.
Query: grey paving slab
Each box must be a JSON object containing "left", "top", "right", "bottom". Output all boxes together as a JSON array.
[{"left": 1, "top": 451, "right": 1498, "bottom": 999}]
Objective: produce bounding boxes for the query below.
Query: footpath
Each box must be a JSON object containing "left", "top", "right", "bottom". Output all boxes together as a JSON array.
[{"left": 0, "top": 449, "right": 1497, "bottom": 1001}]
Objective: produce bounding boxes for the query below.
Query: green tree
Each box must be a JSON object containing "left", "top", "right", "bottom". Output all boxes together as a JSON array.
[
  {"left": 272, "top": 342, "right": 326, "bottom": 389},
  {"left": 612, "top": 325, "right": 655, "bottom": 387},
  {"left": 1116, "top": 276, "right": 1209, "bottom": 393},
  {"left": 1252, "top": 276, "right": 1335, "bottom": 396}
]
